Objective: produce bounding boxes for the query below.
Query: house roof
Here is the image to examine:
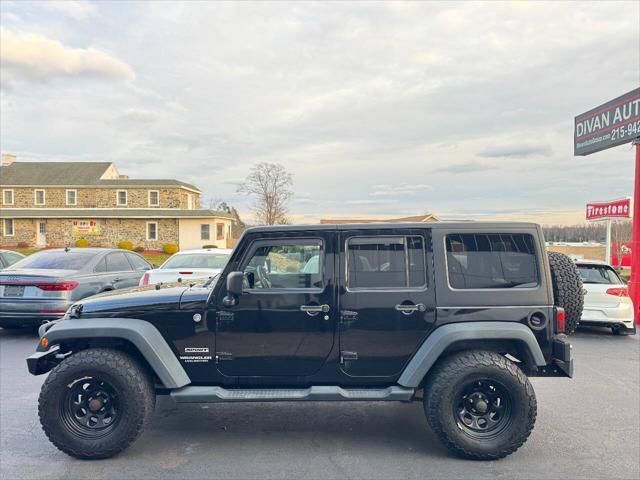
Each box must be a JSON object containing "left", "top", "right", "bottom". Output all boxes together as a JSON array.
[
  {"left": 319, "top": 213, "right": 439, "bottom": 224},
  {"left": 0, "top": 162, "right": 200, "bottom": 191},
  {"left": 0, "top": 209, "right": 232, "bottom": 219},
  {"left": 0, "top": 162, "right": 112, "bottom": 185}
]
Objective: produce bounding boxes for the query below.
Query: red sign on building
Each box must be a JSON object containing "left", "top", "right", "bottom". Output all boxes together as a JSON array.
[{"left": 586, "top": 198, "right": 632, "bottom": 221}]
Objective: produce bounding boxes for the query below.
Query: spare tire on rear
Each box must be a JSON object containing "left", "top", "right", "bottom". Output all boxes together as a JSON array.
[{"left": 547, "top": 251, "right": 584, "bottom": 335}]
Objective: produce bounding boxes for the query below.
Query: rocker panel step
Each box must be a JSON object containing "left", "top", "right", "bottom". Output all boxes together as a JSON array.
[{"left": 170, "top": 385, "right": 415, "bottom": 403}]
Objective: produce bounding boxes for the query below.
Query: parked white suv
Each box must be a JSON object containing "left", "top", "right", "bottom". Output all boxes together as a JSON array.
[
  {"left": 139, "top": 248, "right": 232, "bottom": 286},
  {"left": 575, "top": 260, "right": 636, "bottom": 335}
]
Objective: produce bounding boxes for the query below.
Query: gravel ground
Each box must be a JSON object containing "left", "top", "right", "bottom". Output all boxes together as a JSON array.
[{"left": 1, "top": 325, "right": 638, "bottom": 480}]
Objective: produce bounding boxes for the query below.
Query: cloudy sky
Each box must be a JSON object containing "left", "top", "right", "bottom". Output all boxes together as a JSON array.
[{"left": 1, "top": 1, "right": 639, "bottom": 224}]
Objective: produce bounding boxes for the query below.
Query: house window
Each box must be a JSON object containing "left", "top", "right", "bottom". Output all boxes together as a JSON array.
[
  {"left": 148, "top": 190, "right": 160, "bottom": 206},
  {"left": 187, "top": 194, "right": 194, "bottom": 210},
  {"left": 201, "top": 224, "right": 210, "bottom": 240},
  {"left": 66, "top": 189, "right": 77, "bottom": 206},
  {"left": 3, "top": 219, "right": 14, "bottom": 237},
  {"left": 2, "top": 189, "right": 14, "bottom": 205},
  {"left": 117, "top": 190, "right": 128, "bottom": 206},
  {"left": 216, "top": 223, "right": 224, "bottom": 240},
  {"left": 147, "top": 222, "right": 158, "bottom": 241},
  {"left": 34, "top": 189, "right": 46, "bottom": 205}
]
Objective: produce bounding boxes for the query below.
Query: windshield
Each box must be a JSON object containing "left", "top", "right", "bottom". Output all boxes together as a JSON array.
[
  {"left": 577, "top": 264, "right": 623, "bottom": 285},
  {"left": 9, "top": 251, "right": 95, "bottom": 270},
  {"left": 162, "top": 253, "right": 230, "bottom": 269}
]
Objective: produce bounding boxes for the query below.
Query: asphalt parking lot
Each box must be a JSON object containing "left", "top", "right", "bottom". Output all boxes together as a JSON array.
[{"left": 1, "top": 326, "right": 638, "bottom": 480}]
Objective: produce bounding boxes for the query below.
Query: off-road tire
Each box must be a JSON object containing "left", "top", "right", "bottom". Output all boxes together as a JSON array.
[
  {"left": 38, "top": 348, "right": 155, "bottom": 459},
  {"left": 547, "top": 251, "right": 584, "bottom": 334},
  {"left": 424, "top": 350, "right": 537, "bottom": 460}
]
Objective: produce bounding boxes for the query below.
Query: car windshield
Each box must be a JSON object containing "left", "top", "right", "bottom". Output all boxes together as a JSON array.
[
  {"left": 9, "top": 251, "right": 95, "bottom": 270},
  {"left": 162, "top": 253, "right": 230, "bottom": 269},
  {"left": 577, "top": 264, "right": 623, "bottom": 285}
]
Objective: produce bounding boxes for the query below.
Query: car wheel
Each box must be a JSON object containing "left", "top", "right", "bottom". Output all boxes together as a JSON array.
[
  {"left": 38, "top": 348, "right": 155, "bottom": 459},
  {"left": 424, "top": 350, "right": 537, "bottom": 460},
  {"left": 548, "top": 252, "right": 584, "bottom": 335}
]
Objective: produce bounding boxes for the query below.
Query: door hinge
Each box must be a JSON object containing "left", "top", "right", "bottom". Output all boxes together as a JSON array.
[
  {"left": 340, "top": 310, "right": 358, "bottom": 329},
  {"left": 340, "top": 351, "right": 358, "bottom": 364},
  {"left": 217, "top": 311, "right": 234, "bottom": 322},
  {"left": 215, "top": 352, "right": 233, "bottom": 363}
]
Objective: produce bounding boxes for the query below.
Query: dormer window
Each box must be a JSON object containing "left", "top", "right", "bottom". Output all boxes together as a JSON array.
[
  {"left": 148, "top": 190, "right": 160, "bottom": 207},
  {"left": 34, "top": 189, "right": 46, "bottom": 205},
  {"left": 117, "top": 190, "right": 128, "bottom": 206}
]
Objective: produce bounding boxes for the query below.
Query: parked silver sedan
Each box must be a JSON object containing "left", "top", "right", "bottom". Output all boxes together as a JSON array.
[{"left": 0, "top": 248, "right": 152, "bottom": 329}]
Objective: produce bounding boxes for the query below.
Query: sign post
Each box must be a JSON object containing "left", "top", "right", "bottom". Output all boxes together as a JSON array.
[
  {"left": 630, "top": 141, "right": 640, "bottom": 324},
  {"left": 575, "top": 87, "right": 640, "bottom": 324}
]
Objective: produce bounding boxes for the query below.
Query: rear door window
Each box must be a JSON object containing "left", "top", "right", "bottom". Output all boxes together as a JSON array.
[
  {"left": 346, "top": 236, "right": 426, "bottom": 289},
  {"left": 445, "top": 233, "right": 538, "bottom": 289},
  {"left": 106, "top": 252, "right": 133, "bottom": 272}
]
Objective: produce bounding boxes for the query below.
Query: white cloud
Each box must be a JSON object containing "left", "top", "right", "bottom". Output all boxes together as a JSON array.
[
  {"left": 45, "top": 1, "right": 97, "bottom": 20},
  {"left": 0, "top": 29, "right": 134, "bottom": 88}
]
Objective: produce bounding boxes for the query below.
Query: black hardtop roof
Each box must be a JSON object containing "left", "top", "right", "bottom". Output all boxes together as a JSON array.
[{"left": 245, "top": 221, "right": 540, "bottom": 233}]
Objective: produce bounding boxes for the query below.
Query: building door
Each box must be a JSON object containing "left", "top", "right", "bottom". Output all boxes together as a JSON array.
[
  {"left": 36, "top": 221, "right": 47, "bottom": 247},
  {"left": 214, "top": 232, "right": 336, "bottom": 379}
]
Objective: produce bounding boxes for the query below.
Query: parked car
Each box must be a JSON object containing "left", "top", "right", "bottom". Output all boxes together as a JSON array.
[
  {"left": 139, "top": 248, "right": 232, "bottom": 286},
  {"left": 0, "top": 248, "right": 152, "bottom": 329},
  {"left": 0, "top": 249, "right": 26, "bottom": 269},
  {"left": 30, "top": 222, "right": 579, "bottom": 460},
  {"left": 575, "top": 259, "right": 636, "bottom": 335}
]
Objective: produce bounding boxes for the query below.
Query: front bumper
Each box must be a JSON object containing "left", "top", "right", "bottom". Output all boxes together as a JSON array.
[{"left": 26, "top": 347, "right": 60, "bottom": 375}]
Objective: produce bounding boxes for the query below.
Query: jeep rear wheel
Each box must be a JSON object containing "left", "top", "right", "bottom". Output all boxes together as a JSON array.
[
  {"left": 38, "top": 348, "right": 155, "bottom": 459},
  {"left": 548, "top": 251, "right": 584, "bottom": 335},
  {"left": 424, "top": 350, "right": 537, "bottom": 460}
]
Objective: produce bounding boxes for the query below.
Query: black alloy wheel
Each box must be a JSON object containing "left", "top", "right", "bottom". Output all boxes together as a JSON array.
[
  {"left": 454, "top": 379, "right": 513, "bottom": 438},
  {"left": 61, "top": 376, "right": 121, "bottom": 438}
]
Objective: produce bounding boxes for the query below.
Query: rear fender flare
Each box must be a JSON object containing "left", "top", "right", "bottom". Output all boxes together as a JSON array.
[
  {"left": 38, "top": 318, "right": 190, "bottom": 389},
  {"left": 398, "top": 321, "right": 546, "bottom": 388}
]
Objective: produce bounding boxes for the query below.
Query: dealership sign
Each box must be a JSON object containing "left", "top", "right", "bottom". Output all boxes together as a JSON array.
[
  {"left": 72, "top": 219, "right": 101, "bottom": 236},
  {"left": 586, "top": 198, "right": 631, "bottom": 221},
  {"left": 574, "top": 88, "right": 640, "bottom": 155}
]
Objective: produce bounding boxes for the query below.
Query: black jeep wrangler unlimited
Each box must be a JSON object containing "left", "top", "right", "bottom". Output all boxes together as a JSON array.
[{"left": 27, "top": 222, "right": 581, "bottom": 460}]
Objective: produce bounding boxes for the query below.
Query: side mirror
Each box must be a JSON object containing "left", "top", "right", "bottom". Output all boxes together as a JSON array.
[{"left": 223, "top": 271, "right": 243, "bottom": 307}]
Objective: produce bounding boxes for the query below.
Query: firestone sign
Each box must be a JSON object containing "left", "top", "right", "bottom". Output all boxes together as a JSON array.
[
  {"left": 585, "top": 198, "right": 631, "bottom": 221},
  {"left": 574, "top": 88, "right": 640, "bottom": 156}
]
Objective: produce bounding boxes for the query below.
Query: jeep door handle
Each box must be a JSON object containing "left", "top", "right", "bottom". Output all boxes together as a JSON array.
[
  {"left": 395, "top": 303, "right": 426, "bottom": 315},
  {"left": 300, "top": 304, "right": 330, "bottom": 314}
]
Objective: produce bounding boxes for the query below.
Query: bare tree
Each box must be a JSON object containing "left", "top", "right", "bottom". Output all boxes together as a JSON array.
[{"left": 237, "top": 163, "right": 293, "bottom": 225}]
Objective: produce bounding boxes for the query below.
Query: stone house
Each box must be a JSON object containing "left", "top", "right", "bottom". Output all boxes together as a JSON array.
[{"left": 0, "top": 155, "right": 233, "bottom": 250}]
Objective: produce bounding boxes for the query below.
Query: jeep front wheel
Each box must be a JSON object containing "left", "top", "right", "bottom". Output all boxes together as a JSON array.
[
  {"left": 424, "top": 350, "right": 537, "bottom": 460},
  {"left": 38, "top": 348, "right": 155, "bottom": 459}
]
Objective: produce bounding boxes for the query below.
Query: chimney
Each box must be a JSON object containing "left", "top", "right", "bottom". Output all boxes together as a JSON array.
[{"left": 1, "top": 153, "right": 16, "bottom": 167}]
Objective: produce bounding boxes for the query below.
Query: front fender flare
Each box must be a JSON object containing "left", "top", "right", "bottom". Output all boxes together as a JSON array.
[
  {"left": 398, "top": 321, "right": 546, "bottom": 388},
  {"left": 37, "top": 318, "right": 191, "bottom": 389}
]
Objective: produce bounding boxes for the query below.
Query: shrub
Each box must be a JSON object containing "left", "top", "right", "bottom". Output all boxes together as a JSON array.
[
  {"left": 163, "top": 243, "right": 179, "bottom": 254},
  {"left": 117, "top": 240, "right": 134, "bottom": 250},
  {"left": 202, "top": 244, "right": 218, "bottom": 249},
  {"left": 133, "top": 246, "right": 145, "bottom": 253},
  {"left": 16, "top": 241, "right": 30, "bottom": 248},
  {"left": 75, "top": 238, "right": 89, "bottom": 248}
]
